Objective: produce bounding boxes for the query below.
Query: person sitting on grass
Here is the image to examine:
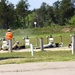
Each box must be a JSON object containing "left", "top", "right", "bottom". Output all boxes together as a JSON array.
[{"left": 1, "top": 38, "right": 8, "bottom": 50}]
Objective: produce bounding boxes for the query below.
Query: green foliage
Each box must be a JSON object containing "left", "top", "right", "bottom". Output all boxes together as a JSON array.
[
  {"left": 26, "top": 12, "right": 36, "bottom": 28},
  {"left": 68, "top": 15, "right": 75, "bottom": 25},
  {"left": 0, "top": 0, "right": 15, "bottom": 29},
  {"left": 0, "top": 0, "right": 75, "bottom": 29},
  {"left": 53, "top": 0, "right": 74, "bottom": 25},
  {"left": 15, "top": 0, "right": 29, "bottom": 28},
  {"left": 16, "top": 0, "right": 29, "bottom": 17}
]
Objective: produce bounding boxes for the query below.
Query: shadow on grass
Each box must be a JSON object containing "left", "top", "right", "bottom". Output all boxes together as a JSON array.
[{"left": 0, "top": 57, "right": 26, "bottom": 60}]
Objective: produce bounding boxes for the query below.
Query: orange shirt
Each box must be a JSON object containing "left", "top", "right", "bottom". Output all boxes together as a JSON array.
[{"left": 6, "top": 32, "right": 13, "bottom": 40}]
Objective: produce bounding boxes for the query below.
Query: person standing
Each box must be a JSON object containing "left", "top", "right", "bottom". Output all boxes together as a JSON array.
[{"left": 5, "top": 29, "right": 13, "bottom": 52}]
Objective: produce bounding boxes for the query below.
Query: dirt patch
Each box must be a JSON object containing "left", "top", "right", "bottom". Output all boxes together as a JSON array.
[
  {"left": 72, "top": 28, "right": 75, "bottom": 31},
  {"left": 61, "top": 28, "right": 71, "bottom": 32}
]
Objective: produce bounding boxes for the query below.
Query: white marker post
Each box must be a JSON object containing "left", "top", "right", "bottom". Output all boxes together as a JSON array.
[
  {"left": 72, "top": 35, "right": 75, "bottom": 55},
  {"left": 30, "top": 44, "right": 34, "bottom": 56}
]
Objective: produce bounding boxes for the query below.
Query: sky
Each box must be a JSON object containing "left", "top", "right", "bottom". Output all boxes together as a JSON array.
[{"left": 8, "top": 0, "right": 61, "bottom": 10}]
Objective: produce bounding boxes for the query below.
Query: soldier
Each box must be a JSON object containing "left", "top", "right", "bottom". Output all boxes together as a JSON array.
[
  {"left": 5, "top": 29, "right": 13, "bottom": 52},
  {"left": 1, "top": 38, "right": 8, "bottom": 50}
]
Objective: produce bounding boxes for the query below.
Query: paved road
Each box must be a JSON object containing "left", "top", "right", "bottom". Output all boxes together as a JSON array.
[{"left": 0, "top": 62, "right": 75, "bottom": 75}]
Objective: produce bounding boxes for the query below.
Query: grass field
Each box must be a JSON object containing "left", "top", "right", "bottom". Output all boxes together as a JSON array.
[
  {"left": 0, "top": 27, "right": 74, "bottom": 47},
  {"left": 12, "top": 32, "right": 72, "bottom": 47},
  {"left": 0, "top": 51, "right": 75, "bottom": 64},
  {"left": 0, "top": 26, "right": 75, "bottom": 64}
]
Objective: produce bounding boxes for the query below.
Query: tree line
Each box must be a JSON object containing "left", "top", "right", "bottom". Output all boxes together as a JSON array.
[{"left": 0, "top": 0, "right": 75, "bottom": 29}]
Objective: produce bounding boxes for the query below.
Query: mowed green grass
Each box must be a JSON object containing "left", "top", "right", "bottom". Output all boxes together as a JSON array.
[
  {"left": 0, "top": 32, "right": 72, "bottom": 49},
  {"left": 0, "top": 33, "right": 71, "bottom": 47},
  {"left": 0, "top": 28, "right": 74, "bottom": 64},
  {"left": 13, "top": 32, "right": 72, "bottom": 47},
  {"left": 0, "top": 28, "right": 73, "bottom": 47},
  {"left": 0, "top": 51, "right": 75, "bottom": 64}
]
